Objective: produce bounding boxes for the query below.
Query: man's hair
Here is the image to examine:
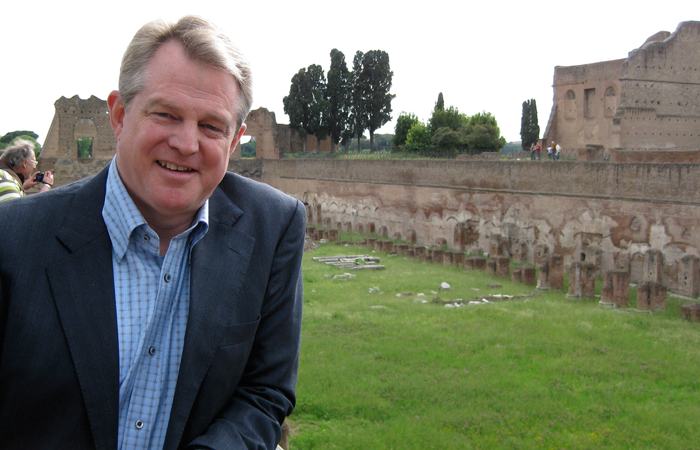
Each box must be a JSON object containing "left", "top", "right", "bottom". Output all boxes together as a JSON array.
[
  {"left": 119, "top": 15, "right": 253, "bottom": 130},
  {"left": 1, "top": 139, "right": 35, "bottom": 168}
]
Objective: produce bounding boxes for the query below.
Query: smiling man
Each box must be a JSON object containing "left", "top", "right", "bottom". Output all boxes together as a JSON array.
[{"left": 0, "top": 16, "right": 305, "bottom": 450}]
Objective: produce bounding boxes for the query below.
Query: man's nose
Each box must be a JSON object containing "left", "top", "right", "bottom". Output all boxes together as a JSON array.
[{"left": 170, "top": 122, "right": 199, "bottom": 155}]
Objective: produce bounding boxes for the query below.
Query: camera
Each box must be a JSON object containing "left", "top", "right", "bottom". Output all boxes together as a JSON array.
[{"left": 35, "top": 172, "right": 44, "bottom": 183}]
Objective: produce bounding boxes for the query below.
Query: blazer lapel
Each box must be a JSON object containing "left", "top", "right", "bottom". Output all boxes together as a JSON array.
[
  {"left": 47, "top": 168, "right": 120, "bottom": 450},
  {"left": 164, "top": 188, "right": 256, "bottom": 450}
]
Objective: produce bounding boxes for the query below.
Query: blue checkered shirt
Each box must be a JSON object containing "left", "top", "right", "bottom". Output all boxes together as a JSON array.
[{"left": 102, "top": 160, "right": 209, "bottom": 450}]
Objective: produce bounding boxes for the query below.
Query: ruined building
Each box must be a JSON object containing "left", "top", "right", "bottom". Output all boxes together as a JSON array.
[{"left": 544, "top": 21, "right": 700, "bottom": 159}]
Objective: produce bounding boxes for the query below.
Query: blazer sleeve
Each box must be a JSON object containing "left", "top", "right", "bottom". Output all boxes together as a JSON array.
[{"left": 186, "top": 199, "right": 306, "bottom": 450}]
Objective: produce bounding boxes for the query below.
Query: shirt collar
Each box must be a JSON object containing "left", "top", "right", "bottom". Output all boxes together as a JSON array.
[{"left": 102, "top": 157, "right": 209, "bottom": 260}]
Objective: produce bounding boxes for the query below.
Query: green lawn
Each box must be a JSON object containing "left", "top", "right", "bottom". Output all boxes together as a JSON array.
[{"left": 290, "top": 239, "right": 700, "bottom": 449}]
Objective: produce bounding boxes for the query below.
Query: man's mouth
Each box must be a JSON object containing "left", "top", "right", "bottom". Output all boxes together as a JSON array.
[{"left": 157, "top": 161, "right": 193, "bottom": 172}]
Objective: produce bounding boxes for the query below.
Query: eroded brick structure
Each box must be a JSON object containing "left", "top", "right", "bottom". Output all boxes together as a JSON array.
[{"left": 544, "top": 21, "right": 700, "bottom": 157}]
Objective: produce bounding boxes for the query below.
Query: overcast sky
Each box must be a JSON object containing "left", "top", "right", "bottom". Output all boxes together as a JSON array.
[{"left": 1, "top": 1, "right": 695, "bottom": 145}]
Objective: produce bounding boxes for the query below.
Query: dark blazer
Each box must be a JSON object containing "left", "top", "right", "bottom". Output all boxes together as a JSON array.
[{"left": 0, "top": 165, "right": 305, "bottom": 450}]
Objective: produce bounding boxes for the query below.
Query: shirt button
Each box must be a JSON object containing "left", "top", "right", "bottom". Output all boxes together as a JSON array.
[
  {"left": 135, "top": 420, "right": 144, "bottom": 429},
  {"left": 148, "top": 346, "right": 156, "bottom": 356},
  {"left": 143, "top": 235, "right": 150, "bottom": 242},
  {"left": 164, "top": 273, "right": 171, "bottom": 282}
]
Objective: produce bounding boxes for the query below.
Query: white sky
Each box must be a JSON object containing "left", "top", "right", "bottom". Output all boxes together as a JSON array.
[{"left": 0, "top": 1, "right": 696, "bottom": 145}]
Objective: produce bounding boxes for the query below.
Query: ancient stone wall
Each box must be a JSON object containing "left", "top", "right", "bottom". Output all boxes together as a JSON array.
[{"left": 241, "top": 159, "right": 700, "bottom": 292}]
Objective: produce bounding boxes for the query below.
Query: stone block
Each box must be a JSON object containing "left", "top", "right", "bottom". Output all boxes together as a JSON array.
[
  {"left": 486, "top": 259, "right": 497, "bottom": 275},
  {"left": 637, "top": 282, "right": 667, "bottom": 311},
  {"left": 452, "top": 252, "right": 464, "bottom": 267},
  {"left": 328, "top": 229, "right": 339, "bottom": 242},
  {"left": 472, "top": 257, "right": 487, "bottom": 271},
  {"left": 443, "top": 251, "right": 453, "bottom": 266},
  {"left": 521, "top": 267, "right": 537, "bottom": 285},
  {"left": 612, "top": 271, "right": 630, "bottom": 308},
  {"left": 538, "top": 260, "right": 550, "bottom": 290},
  {"left": 549, "top": 255, "right": 564, "bottom": 291},
  {"left": 374, "top": 240, "right": 382, "bottom": 251},
  {"left": 414, "top": 246, "right": 426, "bottom": 260},
  {"left": 534, "top": 245, "right": 549, "bottom": 265},
  {"left": 405, "top": 248, "right": 415, "bottom": 258},
  {"left": 366, "top": 238, "right": 377, "bottom": 249},
  {"left": 381, "top": 240, "right": 394, "bottom": 253},
  {"left": 396, "top": 244, "right": 408, "bottom": 255},
  {"left": 306, "top": 226, "right": 316, "bottom": 236},
  {"left": 511, "top": 267, "right": 523, "bottom": 283},
  {"left": 600, "top": 272, "right": 614, "bottom": 304},
  {"left": 680, "top": 302, "right": 700, "bottom": 322},
  {"left": 463, "top": 258, "right": 474, "bottom": 271},
  {"left": 496, "top": 256, "right": 511, "bottom": 278},
  {"left": 431, "top": 249, "right": 444, "bottom": 264},
  {"left": 643, "top": 249, "right": 664, "bottom": 283}
]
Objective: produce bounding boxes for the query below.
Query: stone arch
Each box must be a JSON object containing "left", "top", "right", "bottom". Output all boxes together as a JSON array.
[
  {"left": 378, "top": 226, "right": 388, "bottom": 238},
  {"left": 355, "top": 223, "right": 364, "bottom": 234},
  {"left": 565, "top": 89, "right": 576, "bottom": 119},
  {"left": 345, "top": 221, "right": 353, "bottom": 232},
  {"left": 74, "top": 118, "right": 97, "bottom": 159}
]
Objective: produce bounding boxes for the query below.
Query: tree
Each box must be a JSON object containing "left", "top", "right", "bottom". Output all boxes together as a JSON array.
[
  {"left": 434, "top": 92, "right": 444, "bottom": 112},
  {"left": 283, "top": 64, "right": 328, "bottom": 153},
  {"left": 464, "top": 111, "right": 507, "bottom": 153},
  {"left": 404, "top": 122, "right": 432, "bottom": 152},
  {"left": 520, "top": 98, "right": 540, "bottom": 149},
  {"left": 356, "top": 50, "right": 395, "bottom": 152},
  {"left": 428, "top": 106, "right": 467, "bottom": 134},
  {"left": 0, "top": 131, "right": 41, "bottom": 154},
  {"left": 348, "top": 51, "right": 368, "bottom": 153},
  {"left": 393, "top": 112, "right": 419, "bottom": 147},
  {"left": 326, "top": 49, "right": 351, "bottom": 153}
]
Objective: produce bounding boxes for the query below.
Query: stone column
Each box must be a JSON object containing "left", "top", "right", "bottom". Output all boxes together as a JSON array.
[
  {"left": 512, "top": 267, "right": 523, "bottom": 283},
  {"left": 600, "top": 272, "right": 614, "bottom": 305},
  {"left": 568, "top": 262, "right": 582, "bottom": 297},
  {"left": 443, "top": 251, "right": 453, "bottom": 266},
  {"left": 637, "top": 282, "right": 667, "bottom": 311},
  {"left": 382, "top": 240, "right": 394, "bottom": 253},
  {"left": 414, "top": 246, "right": 426, "bottom": 260},
  {"left": 396, "top": 244, "right": 408, "bottom": 256},
  {"left": 366, "top": 238, "right": 377, "bottom": 249},
  {"left": 373, "top": 240, "right": 383, "bottom": 251},
  {"left": 549, "top": 255, "right": 564, "bottom": 291},
  {"left": 612, "top": 271, "right": 630, "bottom": 308},
  {"left": 486, "top": 259, "right": 497, "bottom": 275},
  {"left": 581, "top": 262, "right": 596, "bottom": 298},
  {"left": 328, "top": 229, "right": 339, "bottom": 242},
  {"left": 452, "top": 252, "right": 465, "bottom": 268},
  {"left": 643, "top": 249, "right": 664, "bottom": 283},
  {"left": 489, "top": 234, "right": 503, "bottom": 257},
  {"left": 678, "top": 254, "right": 700, "bottom": 298},
  {"left": 472, "top": 257, "right": 487, "bottom": 271},
  {"left": 431, "top": 249, "right": 444, "bottom": 264},
  {"left": 538, "top": 259, "right": 550, "bottom": 290},
  {"left": 521, "top": 267, "right": 537, "bottom": 285}
]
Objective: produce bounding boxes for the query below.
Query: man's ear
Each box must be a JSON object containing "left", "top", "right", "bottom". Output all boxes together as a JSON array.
[
  {"left": 229, "top": 123, "right": 247, "bottom": 156},
  {"left": 108, "top": 90, "right": 126, "bottom": 140}
]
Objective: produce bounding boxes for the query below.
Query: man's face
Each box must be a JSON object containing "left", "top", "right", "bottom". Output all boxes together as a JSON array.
[{"left": 108, "top": 40, "right": 246, "bottom": 231}]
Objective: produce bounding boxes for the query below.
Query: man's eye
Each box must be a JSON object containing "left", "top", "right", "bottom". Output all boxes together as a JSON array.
[{"left": 203, "top": 124, "right": 223, "bottom": 133}]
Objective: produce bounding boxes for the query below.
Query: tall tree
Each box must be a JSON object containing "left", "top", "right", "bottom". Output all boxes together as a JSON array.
[
  {"left": 326, "top": 49, "right": 350, "bottom": 153},
  {"left": 520, "top": 98, "right": 540, "bottom": 149},
  {"left": 465, "top": 111, "right": 507, "bottom": 153},
  {"left": 348, "top": 51, "right": 367, "bottom": 153},
  {"left": 283, "top": 65, "right": 328, "bottom": 153},
  {"left": 358, "top": 50, "right": 395, "bottom": 151},
  {"left": 434, "top": 92, "right": 445, "bottom": 112}
]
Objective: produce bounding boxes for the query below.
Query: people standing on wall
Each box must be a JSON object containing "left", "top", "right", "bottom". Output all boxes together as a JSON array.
[
  {"left": 535, "top": 142, "right": 541, "bottom": 160},
  {"left": 530, "top": 143, "right": 536, "bottom": 160},
  {"left": 0, "top": 139, "right": 54, "bottom": 201},
  {"left": 555, "top": 143, "right": 562, "bottom": 160}
]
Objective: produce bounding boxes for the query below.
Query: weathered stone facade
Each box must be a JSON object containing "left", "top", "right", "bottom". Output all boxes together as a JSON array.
[{"left": 544, "top": 21, "right": 700, "bottom": 158}]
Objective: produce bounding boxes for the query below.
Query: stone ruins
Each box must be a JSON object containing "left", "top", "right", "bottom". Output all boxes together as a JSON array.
[
  {"left": 33, "top": 20, "right": 700, "bottom": 308},
  {"left": 545, "top": 20, "right": 700, "bottom": 162}
]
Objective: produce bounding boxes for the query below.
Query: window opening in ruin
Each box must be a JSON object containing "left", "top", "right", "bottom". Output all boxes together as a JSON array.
[
  {"left": 565, "top": 90, "right": 576, "bottom": 119},
  {"left": 77, "top": 137, "right": 93, "bottom": 159},
  {"left": 584, "top": 88, "right": 596, "bottom": 118}
]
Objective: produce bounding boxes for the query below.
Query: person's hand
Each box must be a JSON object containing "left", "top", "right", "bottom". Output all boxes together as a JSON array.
[
  {"left": 43, "top": 171, "right": 54, "bottom": 186},
  {"left": 22, "top": 174, "right": 40, "bottom": 190}
]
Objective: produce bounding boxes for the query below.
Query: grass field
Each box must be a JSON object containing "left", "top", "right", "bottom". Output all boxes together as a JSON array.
[{"left": 288, "top": 238, "right": 700, "bottom": 449}]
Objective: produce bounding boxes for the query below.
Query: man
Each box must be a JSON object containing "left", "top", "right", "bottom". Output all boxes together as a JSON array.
[
  {"left": 0, "top": 139, "right": 54, "bottom": 201},
  {"left": 0, "top": 15, "right": 305, "bottom": 450}
]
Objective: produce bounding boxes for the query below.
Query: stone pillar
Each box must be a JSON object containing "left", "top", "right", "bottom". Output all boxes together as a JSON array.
[
  {"left": 568, "top": 262, "right": 582, "bottom": 297},
  {"left": 452, "top": 252, "right": 464, "bottom": 268},
  {"left": 600, "top": 272, "right": 614, "bottom": 305},
  {"left": 431, "top": 249, "right": 444, "bottom": 264},
  {"left": 612, "top": 271, "right": 630, "bottom": 308},
  {"left": 512, "top": 241, "right": 527, "bottom": 262},
  {"left": 637, "top": 282, "right": 667, "bottom": 311},
  {"left": 581, "top": 262, "right": 597, "bottom": 298},
  {"left": 534, "top": 245, "right": 549, "bottom": 265},
  {"left": 306, "top": 226, "right": 316, "bottom": 237},
  {"left": 381, "top": 240, "right": 394, "bottom": 253},
  {"left": 538, "top": 260, "right": 550, "bottom": 290},
  {"left": 486, "top": 259, "right": 497, "bottom": 275},
  {"left": 366, "top": 238, "right": 377, "bottom": 249},
  {"left": 414, "top": 246, "right": 426, "bottom": 260},
  {"left": 521, "top": 267, "right": 537, "bottom": 285},
  {"left": 443, "top": 251, "right": 453, "bottom": 266},
  {"left": 678, "top": 254, "right": 700, "bottom": 298},
  {"left": 374, "top": 240, "right": 383, "bottom": 251},
  {"left": 396, "top": 244, "right": 408, "bottom": 255},
  {"left": 328, "top": 229, "right": 339, "bottom": 242},
  {"left": 512, "top": 267, "right": 523, "bottom": 283},
  {"left": 630, "top": 252, "right": 644, "bottom": 283},
  {"left": 549, "top": 255, "right": 564, "bottom": 291},
  {"left": 643, "top": 249, "right": 664, "bottom": 283},
  {"left": 405, "top": 248, "right": 415, "bottom": 258},
  {"left": 464, "top": 258, "right": 474, "bottom": 271},
  {"left": 496, "top": 257, "right": 510, "bottom": 278}
]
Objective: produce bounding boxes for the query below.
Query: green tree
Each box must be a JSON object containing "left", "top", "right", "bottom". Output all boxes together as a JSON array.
[
  {"left": 434, "top": 92, "right": 444, "bottom": 112},
  {"left": 0, "top": 131, "right": 41, "bottom": 155},
  {"left": 357, "top": 50, "right": 395, "bottom": 152},
  {"left": 283, "top": 64, "right": 328, "bottom": 152},
  {"left": 404, "top": 122, "right": 432, "bottom": 152},
  {"left": 393, "top": 112, "right": 419, "bottom": 147},
  {"left": 520, "top": 99, "right": 540, "bottom": 149},
  {"left": 348, "top": 51, "right": 368, "bottom": 153},
  {"left": 464, "top": 111, "right": 507, "bottom": 153},
  {"left": 428, "top": 106, "right": 467, "bottom": 134},
  {"left": 326, "top": 49, "right": 351, "bottom": 153}
]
